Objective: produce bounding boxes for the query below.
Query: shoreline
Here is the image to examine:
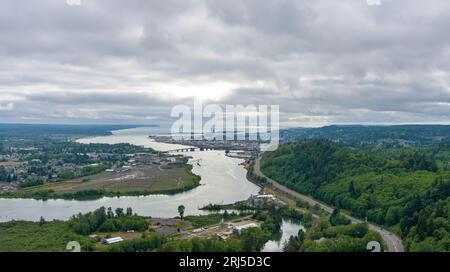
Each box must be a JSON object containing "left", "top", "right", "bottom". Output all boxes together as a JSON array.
[
  {"left": 0, "top": 176, "right": 201, "bottom": 201},
  {"left": 0, "top": 135, "right": 203, "bottom": 201}
]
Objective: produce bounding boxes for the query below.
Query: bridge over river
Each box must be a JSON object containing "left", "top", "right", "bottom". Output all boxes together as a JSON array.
[{"left": 164, "top": 147, "right": 216, "bottom": 153}]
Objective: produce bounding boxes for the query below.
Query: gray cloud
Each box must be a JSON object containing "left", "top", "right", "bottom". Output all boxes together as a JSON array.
[{"left": 0, "top": 0, "right": 449, "bottom": 126}]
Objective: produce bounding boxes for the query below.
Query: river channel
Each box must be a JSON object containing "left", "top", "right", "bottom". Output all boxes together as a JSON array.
[{"left": 0, "top": 127, "right": 260, "bottom": 222}]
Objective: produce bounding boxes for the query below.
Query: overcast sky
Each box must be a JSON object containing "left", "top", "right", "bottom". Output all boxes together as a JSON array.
[{"left": 0, "top": 0, "right": 450, "bottom": 127}]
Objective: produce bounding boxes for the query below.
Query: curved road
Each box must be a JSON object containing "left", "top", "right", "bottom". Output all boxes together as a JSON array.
[{"left": 254, "top": 157, "right": 405, "bottom": 252}]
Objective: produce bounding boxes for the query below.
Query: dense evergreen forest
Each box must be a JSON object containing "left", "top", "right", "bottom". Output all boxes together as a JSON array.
[
  {"left": 261, "top": 139, "right": 450, "bottom": 251},
  {"left": 280, "top": 125, "right": 450, "bottom": 146}
]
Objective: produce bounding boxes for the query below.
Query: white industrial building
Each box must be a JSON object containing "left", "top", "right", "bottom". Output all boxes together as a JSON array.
[{"left": 102, "top": 237, "right": 124, "bottom": 245}]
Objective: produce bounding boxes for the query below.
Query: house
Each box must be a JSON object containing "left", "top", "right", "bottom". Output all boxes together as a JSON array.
[
  {"left": 115, "top": 166, "right": 131, "bottom": 173},
  {"left": 102, "top": 237, "right": 124, "bottom": 245},
  {"left": 0, "top": 183, "right": 17, "bottom": 193},
  {"left": 168, "top": 157, "right": 177, "bottom": 163}
]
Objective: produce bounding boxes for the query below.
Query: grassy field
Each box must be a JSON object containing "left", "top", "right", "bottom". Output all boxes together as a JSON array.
[
  {"left": 25, "top": 164, "right": 197, "bottom": 193},
  {"left": 4, "top": 164, "right": 201, "bottom": 200},
  {"left": 0, "top": 220, "right": 87, "bottom": 252},
  {"left": 0, "top": 161, "right": 22, "bottom": 167}
]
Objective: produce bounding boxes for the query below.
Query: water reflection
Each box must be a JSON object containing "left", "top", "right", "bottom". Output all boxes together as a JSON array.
[{"left": 262, "top": 219, "right": 305, "bottom": 252}]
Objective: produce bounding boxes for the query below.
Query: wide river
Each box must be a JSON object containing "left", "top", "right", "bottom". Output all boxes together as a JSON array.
[{"left": 0, "top": 127, "right": 260, "bottom": 222}]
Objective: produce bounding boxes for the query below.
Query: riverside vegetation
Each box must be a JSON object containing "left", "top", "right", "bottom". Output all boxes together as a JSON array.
[
  {"left": 0, "top": 205, "right": 307, "bottom": 252},
  {"left": 0, "top": 204, "right": 385, "bottom": 252}
]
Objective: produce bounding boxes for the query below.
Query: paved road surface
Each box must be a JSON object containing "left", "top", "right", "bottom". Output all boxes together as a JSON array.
[{"left": 254, "top": 157, "right": 405, "bottom": 252}]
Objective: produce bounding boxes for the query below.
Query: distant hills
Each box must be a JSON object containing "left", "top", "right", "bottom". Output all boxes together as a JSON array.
[
  {"left": 0, "top": 123, "right": 448, "bottom": 145},
  {"left": 0, "top": 124, "right": 157, "bottom": 137},
  {"left": 281, "top": 125, "right": 450, "bottom": 146}
]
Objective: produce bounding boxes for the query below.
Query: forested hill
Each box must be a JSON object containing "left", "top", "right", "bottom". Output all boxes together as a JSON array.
[
  {"left": 280, "top": 125, "right": 450, "bottom": 146},
  {"left": 261, "top": 140, "right": 450, "bottom": 251}
]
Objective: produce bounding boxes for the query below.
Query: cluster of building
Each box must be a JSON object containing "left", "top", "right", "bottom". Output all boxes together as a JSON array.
[
  {"left": 0, "top": 157, "right": 95, "bottom": 187},
  {"left": 104, "top": 153, "right": 186, "bottom": 173},
  {"left": 0, "top": 183, "right": 17, "bottom": 193},
  {"left": 127, "top": 153, "right": 186, "bottom": 165},
  {"left": 247, "top": 194, "right": 276, "bottom": 203},
  {"left": 0, "top": 153, "right": 21, "bottom": 162},
  {"left": 151, "top": 136, "right": 260, "bottom": 153}
]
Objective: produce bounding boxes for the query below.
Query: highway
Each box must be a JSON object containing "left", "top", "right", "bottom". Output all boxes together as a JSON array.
[{"left": 254, "top": 157, "right": 405, "bottom": 252}]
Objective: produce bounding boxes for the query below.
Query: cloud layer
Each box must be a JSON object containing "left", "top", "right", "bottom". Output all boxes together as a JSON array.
[{"left": 0, "top": 0, "right": 449, "bottom": 126}]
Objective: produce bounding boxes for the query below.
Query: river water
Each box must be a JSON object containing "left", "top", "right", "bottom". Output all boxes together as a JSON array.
[
  {"left": 261, "top": 220, "right": 305, "bottom": 252},
  {"left": 0, "top": 127, "right": 304, "bottom": 251},
  {"left": 0, "top": 127, "right": 260, "bottom": 222}
]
